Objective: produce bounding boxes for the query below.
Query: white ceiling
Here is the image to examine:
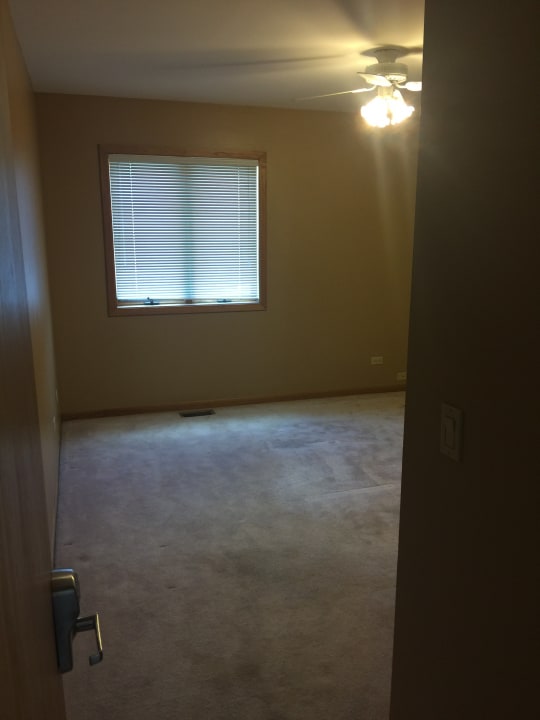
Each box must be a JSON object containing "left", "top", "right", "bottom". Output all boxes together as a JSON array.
[{"left": 9, "top": 0, "right": 425, "bottom": 112}]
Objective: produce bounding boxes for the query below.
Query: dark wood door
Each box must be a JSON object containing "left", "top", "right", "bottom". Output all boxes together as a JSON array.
[{"left": 0, "top": 25, "right": 67, "bottom": 720}]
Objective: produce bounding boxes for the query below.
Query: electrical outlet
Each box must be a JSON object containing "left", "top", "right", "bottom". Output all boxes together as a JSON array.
[
  {"left": 370, "top": 356, "right": 384, "bottom": 365},
  {"left": 396, "top": 371, "right": 407, "bottom": 381}
]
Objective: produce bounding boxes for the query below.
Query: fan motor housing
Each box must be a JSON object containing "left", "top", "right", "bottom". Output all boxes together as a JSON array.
[{"left": 367, "top": 62, "right": 408, "bottom": 84}]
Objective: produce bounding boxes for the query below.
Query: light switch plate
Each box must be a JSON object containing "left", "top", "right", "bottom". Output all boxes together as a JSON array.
[{"left": 440, "top": 403, "right": 463, "bottom": 461}]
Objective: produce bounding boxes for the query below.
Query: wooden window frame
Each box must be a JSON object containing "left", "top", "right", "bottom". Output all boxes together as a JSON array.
[{"left": 98, "top": 145, "right": 267, "bottom": 317}]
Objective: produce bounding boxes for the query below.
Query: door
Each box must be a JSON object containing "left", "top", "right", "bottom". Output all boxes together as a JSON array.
[{"left": 0, "top": 19, "right": 67, "bottom": 718}]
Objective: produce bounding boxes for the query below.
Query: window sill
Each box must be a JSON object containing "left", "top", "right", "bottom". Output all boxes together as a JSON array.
[{"left": 108, "top": 301, "right": 267, "bottom": 317}]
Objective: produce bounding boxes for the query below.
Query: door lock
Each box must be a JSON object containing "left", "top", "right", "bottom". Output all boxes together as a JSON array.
[{"left": 51, "top": 569, "right": 103, "bottom": 673}]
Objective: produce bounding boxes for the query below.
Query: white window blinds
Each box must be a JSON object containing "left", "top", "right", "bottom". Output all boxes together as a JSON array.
[{"left": 107, "top": 154, "right": 260, "bottom": 306}]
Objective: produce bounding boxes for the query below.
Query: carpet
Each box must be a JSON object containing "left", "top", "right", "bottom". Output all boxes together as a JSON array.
[{"left": 56, "top": 391, "right": 405, "bottom": 720}]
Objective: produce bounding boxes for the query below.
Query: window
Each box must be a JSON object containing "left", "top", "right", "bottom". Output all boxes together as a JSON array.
[{"left": 99, "top": 146, "right": 266, "bottom": 316}]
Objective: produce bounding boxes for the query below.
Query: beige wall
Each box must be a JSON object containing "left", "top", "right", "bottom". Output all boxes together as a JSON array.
[
  {"left": 390, "top": 0, "right": 538, "bottom": 717},
  {"left": 36, "top": 93, "right": 418, "bottom": 416},
  {"left": 2, "top": 2, "right": 59, "bottom": 550}
]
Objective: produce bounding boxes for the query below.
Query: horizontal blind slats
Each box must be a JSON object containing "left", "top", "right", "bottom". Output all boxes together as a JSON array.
[{"left": 108, "top": 155, "right": 260, "bottom": 304}]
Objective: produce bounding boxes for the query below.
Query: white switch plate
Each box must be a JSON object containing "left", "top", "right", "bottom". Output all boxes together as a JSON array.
[
  {"left": 440, "top": 403, "right": 463, "bottom": 461},
  {"left": 371, "top": 356, "right": 384, "bottom": 365},
  {"left": 396, "top": 371, "right": 407, "bottom": 381}
]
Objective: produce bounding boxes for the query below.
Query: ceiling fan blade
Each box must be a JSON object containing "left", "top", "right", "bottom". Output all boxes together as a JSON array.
[
  {"left": 357, "top": 72, "right": 391, "bottom": 87},
  {"left": 297, "top": 87, "right": 376, "bottom": 100},
  {"left": 399, "top": 81, "right": 423, "bottom": 91}
]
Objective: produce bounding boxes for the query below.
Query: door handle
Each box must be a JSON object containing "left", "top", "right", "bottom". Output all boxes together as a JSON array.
[{"left": 51, "top": 569, "right": 103, "bottom": 673}]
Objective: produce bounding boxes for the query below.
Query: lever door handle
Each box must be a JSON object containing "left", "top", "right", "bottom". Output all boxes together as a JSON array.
[
  {"left": 51, "top": 569, "right": 104, "bottom": 673},
  {"left": 75, "top": 613, "right": 103, "bottom": 666}
]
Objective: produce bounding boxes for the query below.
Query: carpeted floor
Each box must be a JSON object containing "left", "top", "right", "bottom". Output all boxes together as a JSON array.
[{"left": 56, "top": 391, "right": 405, "bottom": 720}]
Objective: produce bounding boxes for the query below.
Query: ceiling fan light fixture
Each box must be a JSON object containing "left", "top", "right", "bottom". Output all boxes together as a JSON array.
[{"left": 360, "top": 88, "right": 414, "bottom": 128}]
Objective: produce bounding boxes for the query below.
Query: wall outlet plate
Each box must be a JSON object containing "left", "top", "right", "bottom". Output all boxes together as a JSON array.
[
  {"left": 370, "top": 356, "right": 384, "bottom": 365},
  {"left": 396, "top": 371, "right": 407, "bottom": 381}
]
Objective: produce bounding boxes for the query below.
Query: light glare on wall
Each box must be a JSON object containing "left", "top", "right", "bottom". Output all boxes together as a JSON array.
[{"left": 361, "top": 88, "right": 414, "bottom": 128}]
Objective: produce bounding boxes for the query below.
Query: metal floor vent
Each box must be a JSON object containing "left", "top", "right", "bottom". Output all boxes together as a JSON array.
[{"left": 179, "top": 409, "right": 216, "bottom": 418}]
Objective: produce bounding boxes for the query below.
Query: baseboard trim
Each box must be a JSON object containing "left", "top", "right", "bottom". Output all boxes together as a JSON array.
[{"left": 61, "top": 384, "right": 406, "bottom": 421}]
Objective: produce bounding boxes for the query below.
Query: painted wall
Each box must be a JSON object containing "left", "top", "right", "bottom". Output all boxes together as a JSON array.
[
  {"left": 36, "top": 94, "right": 418, "bottom": 416},
  {"left": 2, "top": 2, "right": 59, "bottom": 551},
  {"left": 390, "top": 0, "right": 538, "bottom": 717}
]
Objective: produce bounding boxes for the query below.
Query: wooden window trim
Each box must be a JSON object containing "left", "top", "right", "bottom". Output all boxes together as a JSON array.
[{"left": 98, "top": 144, "right": 267, "bottom": 317}]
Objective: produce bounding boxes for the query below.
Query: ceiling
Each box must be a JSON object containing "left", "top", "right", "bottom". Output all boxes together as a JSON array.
[{"left": 9, "top": 0, "right": 425, "bottom": 113}]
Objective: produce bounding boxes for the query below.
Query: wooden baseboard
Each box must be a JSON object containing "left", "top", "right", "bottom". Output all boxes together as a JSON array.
[{"left": 61, "top": 384, "right": 406, "bottom": 421}]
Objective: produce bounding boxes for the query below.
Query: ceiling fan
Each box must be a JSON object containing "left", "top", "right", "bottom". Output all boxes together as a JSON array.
[
  {"left": 300, "top": 46, "right": 422, "bottom": 127},
  {"left": 302, "top": 46, "right": 422, "bottom": 100}
]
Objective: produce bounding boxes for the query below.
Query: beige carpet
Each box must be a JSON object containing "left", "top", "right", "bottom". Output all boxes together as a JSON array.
[{"left": 56, "top": 391, "right": 404, "bottom": 720}]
